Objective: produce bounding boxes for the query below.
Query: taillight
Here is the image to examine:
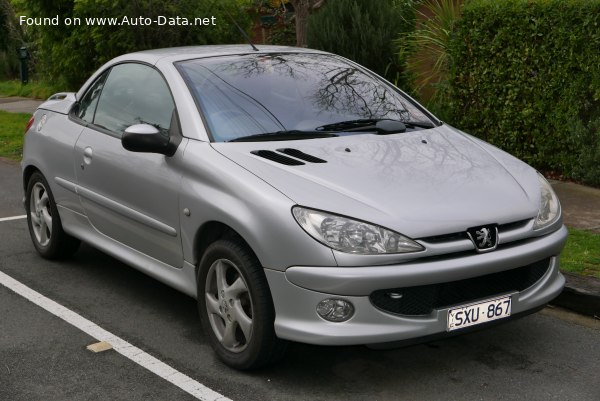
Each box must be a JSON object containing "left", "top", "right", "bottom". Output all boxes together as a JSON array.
[{"left": 25, "top": 116, "right": 35, "bottom": 133}]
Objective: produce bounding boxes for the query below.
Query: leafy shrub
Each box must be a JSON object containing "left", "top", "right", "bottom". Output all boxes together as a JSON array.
[
  {"left": 569, "top": 118, "right": 600, "bottom": 187},
  {"left": 17, "top": 0, "right": 252, "bottom": 90},
  {"left": 0, "top": 0, "right": 23, "bottom": 79},
  {"left": 251, "top": 1, "right": 295, "bottom": 46},
  {"left": 446, "top": 0, "right": 600, "bottom": 186},
  {"left": 396, "top": 0, "right": 462, "bottom": 105},
  {"left": 307, "top": 0, "right": 417, "bottom": 87}
]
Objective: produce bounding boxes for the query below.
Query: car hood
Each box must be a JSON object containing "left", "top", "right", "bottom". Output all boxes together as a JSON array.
[{"left": 211, "top": 124, "right": 541, "bottom": 238}]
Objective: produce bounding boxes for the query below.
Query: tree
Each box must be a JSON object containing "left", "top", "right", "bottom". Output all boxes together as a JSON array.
[
  {"left": 0, "top": 0, "right": 18, "bottom": 50},
  {"left": 307, "top": 0, "right": 416, "bottom": 86},
  {"left": 289, "top": 0, "right": 325, "bottom": 47},
  {"left": 15, "top": 0, "right": 252, "bottom": 89},
  {"left": 0, "top": 0, "right": 23, "bottom": 78}
]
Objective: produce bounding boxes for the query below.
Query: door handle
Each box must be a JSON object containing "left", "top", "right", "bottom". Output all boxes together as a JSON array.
[{"left": 82, "top": 146, "right": 93, "bottom": 169}]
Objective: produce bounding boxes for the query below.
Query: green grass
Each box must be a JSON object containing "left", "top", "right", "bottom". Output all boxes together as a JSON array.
[
  {"left": 0, "top": 80, "right": 61, "bottom": 100},
  {"left": 0, "top": 110, "right": 31, "bottom": 160},
  {"left": 561, "top": 228, "right": 600, "bottom": 278}
]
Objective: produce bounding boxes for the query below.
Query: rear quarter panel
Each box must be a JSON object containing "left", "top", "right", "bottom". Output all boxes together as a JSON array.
[{"left": 22, "top": 108, "right": 85, "bottom": 213}]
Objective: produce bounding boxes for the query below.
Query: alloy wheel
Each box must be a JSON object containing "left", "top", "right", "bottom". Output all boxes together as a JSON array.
[
  {"left": 204, "top": 259, "right": 254, "bottom": 353},
  {"left": 29, "top": 182, "right": 53, "bottom": 247}
]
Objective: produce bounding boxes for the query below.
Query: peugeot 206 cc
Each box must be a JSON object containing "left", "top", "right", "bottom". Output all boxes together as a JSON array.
[{"left": 22, "top": 45, "right": 567, "bottom": 369}]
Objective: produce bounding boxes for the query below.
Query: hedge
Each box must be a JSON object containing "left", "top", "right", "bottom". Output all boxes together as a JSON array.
[{"left": 446, "top": 0, "right": 600, "bottom": 186}]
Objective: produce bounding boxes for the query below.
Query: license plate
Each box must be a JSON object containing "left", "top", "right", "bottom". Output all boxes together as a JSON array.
[{"left": 447, "top": 295, "right": 511, "bottom": 331}]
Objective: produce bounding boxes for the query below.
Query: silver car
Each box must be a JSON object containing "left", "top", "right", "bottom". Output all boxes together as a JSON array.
[{"left": 22, "top": 45, "right": 567, "bottom": 369}]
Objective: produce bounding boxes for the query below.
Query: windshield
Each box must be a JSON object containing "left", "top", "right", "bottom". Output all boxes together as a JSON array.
[{"left": 177, "top": 53, "right": 435, "bottom": 142}]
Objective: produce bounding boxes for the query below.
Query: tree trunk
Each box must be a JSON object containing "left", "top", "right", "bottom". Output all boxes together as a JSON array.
[
  {"left": 294, "top": 1, "right": 310, "bottom": 47},
  {"left": 290, "top": 0, "right": 325, "bottom": 48}
]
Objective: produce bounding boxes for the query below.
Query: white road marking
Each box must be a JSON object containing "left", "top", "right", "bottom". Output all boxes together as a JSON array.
[
  {"left": 0, "top": 271, "right": 231, "bottom": 401},
  {"left": 0, "top": 215, "right": 27, "bottom": 222}
]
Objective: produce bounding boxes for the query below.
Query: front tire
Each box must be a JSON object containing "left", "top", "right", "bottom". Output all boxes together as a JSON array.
[
  {"left": 25, "top": 171, "right": 80, "bottom": 259},
  {"left": 197, "top": 238, "right": 287, "bottom": 370}
]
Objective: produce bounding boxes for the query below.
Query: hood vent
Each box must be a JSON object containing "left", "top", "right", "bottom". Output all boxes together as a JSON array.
[
  {"left": 251, "top": 148, "right": 328, "bottom": 166},
  {"left": 251, "top": 150, "right": 305, "bottom": 166},
  {"left": 277, "top": 148, "right": 327, "bottom": 163}
]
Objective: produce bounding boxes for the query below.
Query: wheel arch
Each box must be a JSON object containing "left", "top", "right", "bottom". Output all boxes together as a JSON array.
[
  {"left": 193, "top": 221, "right": 262, "bottom": 276},
  {"left": 23, "top": 164, "right": 42, "bottom": 191}
]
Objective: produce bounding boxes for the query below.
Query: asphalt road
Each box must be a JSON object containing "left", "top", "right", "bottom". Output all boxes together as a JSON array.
[{"left": 1, "top": 159, "right": 599, "bottom": 401}]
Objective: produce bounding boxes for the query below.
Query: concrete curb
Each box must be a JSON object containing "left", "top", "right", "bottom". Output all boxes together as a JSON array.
[{"left": 551, "top": 272, "right": 600, "bottom": 319}]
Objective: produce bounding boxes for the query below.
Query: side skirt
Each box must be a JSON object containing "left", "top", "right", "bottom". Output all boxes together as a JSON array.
[{"left": 58, "top": 205, "right": 197, "bottom": 298}]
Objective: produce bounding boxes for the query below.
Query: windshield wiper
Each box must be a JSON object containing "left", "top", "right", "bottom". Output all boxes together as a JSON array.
[
  {"left": 316, "top": 118, "right": 384, "bottom": 132},
  {"left": 228, "top": 130, "right": 339, "bottom": 142},
  {"left": 228, "top": 119, "right": 435, "bottom": 142},
  {"left": 404, "top": 120, "right": 436, "bottom": 129},
  {"left": 315, "top": 119, "right": 406, "bottom": 134},
  {"left": 316, "top": 118, "right": 434, "bottom": 132}
]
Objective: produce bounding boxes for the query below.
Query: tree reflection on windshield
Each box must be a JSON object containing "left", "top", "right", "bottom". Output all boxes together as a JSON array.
[{"left": 178, "top": 53, "right": 431, "bottom": 142}]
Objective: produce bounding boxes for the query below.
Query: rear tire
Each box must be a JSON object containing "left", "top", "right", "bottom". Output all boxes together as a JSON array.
[
  {"left": 197, "top": 238, "right": 287, "bottom": 370},
  {"left": 25, "top": 171, "right": 80, "bottom": 259}
]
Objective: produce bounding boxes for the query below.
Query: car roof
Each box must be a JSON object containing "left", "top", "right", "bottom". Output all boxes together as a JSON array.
[
  {"left": 115, "top": 44, "right": 331, "bottom": 64},
  {"left": 77, "top": 45, "right": 332, "bottom": 100}
]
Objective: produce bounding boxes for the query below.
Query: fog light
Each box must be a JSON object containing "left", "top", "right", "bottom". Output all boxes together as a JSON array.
[{"left": 316, "top": 298, "right": 354, "bottom": 322}]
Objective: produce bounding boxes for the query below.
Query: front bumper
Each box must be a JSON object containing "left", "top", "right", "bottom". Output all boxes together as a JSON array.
[{"left": 265, "top": 225, "right": 567, "bottom": 346}]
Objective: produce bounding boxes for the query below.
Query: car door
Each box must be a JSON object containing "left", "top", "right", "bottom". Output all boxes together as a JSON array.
[{"left": 73, "top": 62, "right": 184, "bottom": 267}]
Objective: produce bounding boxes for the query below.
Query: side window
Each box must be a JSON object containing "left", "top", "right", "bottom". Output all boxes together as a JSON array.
[
  {"left": 93, "top": 63, "right": 175, "bottom": 136},
  {"left": 76, "top": 72, "right": 108, "bottom": 123}
]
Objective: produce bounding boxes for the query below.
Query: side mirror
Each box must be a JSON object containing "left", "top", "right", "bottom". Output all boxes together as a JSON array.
[{"left": 122, "top": 124, "right": 175, "bottom": 156}]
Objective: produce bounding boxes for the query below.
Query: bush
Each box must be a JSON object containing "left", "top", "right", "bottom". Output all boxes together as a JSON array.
[
  {"left": 307, "top": 0, "right": 417, "bottom": 87},
  {"left": 0, "top": 0, "right": 23, "bottom": 79},
  {"left": 16, "top": 0, "right": 252, "bottom": 90},
  {"left": 446, "top": 0, "right": 600, "bottom": 186},
  {"left": 250, "top": 1, "right": 296, "bottom": 46},
  {"left": 396, "top": 0, "right": 462, "bottom": 105},
  {"left": 569, "top": 118, "right": 600, "bottom": 187}
]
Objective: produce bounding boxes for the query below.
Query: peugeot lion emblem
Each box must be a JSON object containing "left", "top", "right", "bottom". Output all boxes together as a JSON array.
[{"left": 466, "top": 225, "right": 498, "bottom": 253}]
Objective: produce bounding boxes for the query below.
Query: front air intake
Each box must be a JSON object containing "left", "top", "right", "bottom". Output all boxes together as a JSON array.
[{"left": 370, "top": 258, "right": 551, "bottom": 316}]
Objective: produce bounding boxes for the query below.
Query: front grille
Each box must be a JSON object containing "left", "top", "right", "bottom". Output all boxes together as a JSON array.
[
  {"left": 418, "top": 219, "right": 531, "bottom": 244},
  {"left": 370, "top": 258, "right": 550, "bottom": 316},
  {"left": 499, "top": 219, "right": 531, "bottom": 232},
  {"left": 419, "top": 232, "right": 469, "bottom": 244}
]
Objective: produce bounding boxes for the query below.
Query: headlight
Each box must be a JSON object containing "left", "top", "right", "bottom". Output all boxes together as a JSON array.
[
  {"left": 533, "top": 172, "right": 560, "bottom": 229},
  {"left": 292, "top": 206, "right": 424, "bottom": 254}
]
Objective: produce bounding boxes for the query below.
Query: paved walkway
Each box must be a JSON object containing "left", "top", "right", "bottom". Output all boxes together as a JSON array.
[
  {"left": 0, "top": 96, "right": 44, "bottom": 114},
  {"left": 551, "top": 181, "right": 600, "bottom": 233}
]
